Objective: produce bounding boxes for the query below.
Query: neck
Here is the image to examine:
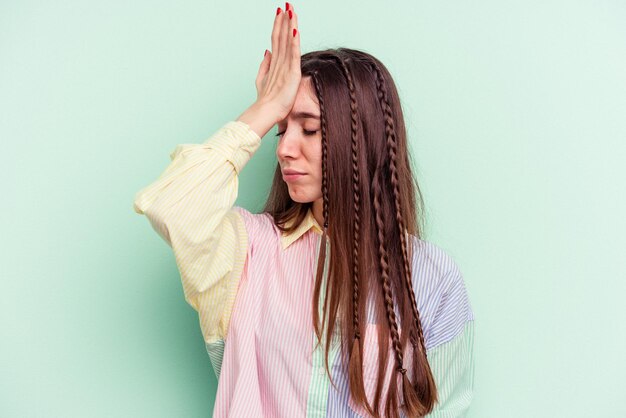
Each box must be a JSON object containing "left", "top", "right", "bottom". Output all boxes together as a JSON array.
[{"left": 312, "top": 198, "right": 324, "bottom": 229}]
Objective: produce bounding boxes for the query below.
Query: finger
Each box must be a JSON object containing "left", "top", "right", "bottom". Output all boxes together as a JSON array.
[
  {"left": 269, "top": 7, "right": 284, "bottom": 75},
  {"left": 276, "top": 6, "right": 290, "bottom": 68},
  {"left": 256, "top": 50, "right": 271, "bottom": 91},
  {"left": 288, "top": 5, "right": 298, "bottom": 34},
  {"left": 287, "top": 8, "right": 300, "bottom": 72}
]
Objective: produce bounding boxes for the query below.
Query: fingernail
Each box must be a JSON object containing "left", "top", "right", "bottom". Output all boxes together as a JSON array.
[
  {"left": 276, "top": 7, "right": 281, "bottom": 15},
  {"left": 264, "top": 49, "right": 268, "bottom": 57},
  {"left": 288, "top": 10, "right": 293, "bottom": 19},
  {"left": 293, "top": 28, "right": 297, "bottom": 37},
  {"left": 286, "top": 2, "right": 291, "bottom": 11}
]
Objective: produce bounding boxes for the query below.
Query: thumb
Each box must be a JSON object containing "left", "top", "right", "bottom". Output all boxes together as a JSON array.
[{"left": 256, "top": 49, "right": 271, "bottom": 91}]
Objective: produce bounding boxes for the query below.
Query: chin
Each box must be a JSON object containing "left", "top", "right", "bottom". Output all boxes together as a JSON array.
[
  {"left": 287, "top": 189, "right": 315, "bottom": 204},
  {"left": 289, "top": 195, "right": 313, "bottom": 204}
]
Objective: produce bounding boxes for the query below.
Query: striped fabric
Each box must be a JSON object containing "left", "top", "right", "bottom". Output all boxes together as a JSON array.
[{"left": 134, "top": 121, "right": 475, "bottom": 417}]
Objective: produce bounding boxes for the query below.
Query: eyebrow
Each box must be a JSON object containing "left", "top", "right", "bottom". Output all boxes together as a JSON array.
[
  {"left": 279, "top": 111, "right": 321, "bottom": 124},
  {"left": 292, "top": 111, "right": 320, "bottom": 120}
]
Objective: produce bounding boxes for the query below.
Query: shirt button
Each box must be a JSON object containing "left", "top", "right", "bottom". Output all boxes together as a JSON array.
[{"left": 318, "top": 367, "right": 325, "bottom": 375}]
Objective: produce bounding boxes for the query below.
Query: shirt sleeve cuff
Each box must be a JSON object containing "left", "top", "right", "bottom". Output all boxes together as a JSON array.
[{"left": 201, "top": 120, "right": 263, "bottom": 174}]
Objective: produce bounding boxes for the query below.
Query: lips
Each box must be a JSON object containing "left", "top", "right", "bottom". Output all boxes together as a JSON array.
[
  {"left": 281, "top": 169, "right": 306, "bottom": 182},
  {"left": 282, "top": 169, "right": 306, "bottom": 175}
]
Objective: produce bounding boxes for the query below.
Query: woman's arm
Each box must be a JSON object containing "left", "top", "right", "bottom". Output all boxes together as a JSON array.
[
  {"left": 426, "top": 322, "right": 475, "bottom": 417},
  {"left": 425, "top": 265, "right": 475, "bottom": 417},
  {"left": 132, "top": 3, "right": 303, "bottom": 352},
  {"left": 133, "top": 120, "right": 262, "bottom": 345}
]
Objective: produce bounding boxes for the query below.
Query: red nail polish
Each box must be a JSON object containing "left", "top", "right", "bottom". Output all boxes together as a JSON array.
[
  {"left": 276, "top": 7, "right": 281, "bottom": 15},
  {"left": 293, "top": 28, "right": 297, "bottom": 37},
  {"left": 288, "top": 10, "right": 293, "bottom": 19},
  {"left": 286, "top": 2, "right": 291, "bottom": 11}
]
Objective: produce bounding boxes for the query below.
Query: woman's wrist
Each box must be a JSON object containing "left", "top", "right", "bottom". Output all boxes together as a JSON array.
[{"left": 236, "top": 101, "right": 282, "bottom": 139}]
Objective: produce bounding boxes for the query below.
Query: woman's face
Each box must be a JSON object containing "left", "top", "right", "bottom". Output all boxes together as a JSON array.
[{"left": 276, "top": 76, "right": 323, "bottom": 206}]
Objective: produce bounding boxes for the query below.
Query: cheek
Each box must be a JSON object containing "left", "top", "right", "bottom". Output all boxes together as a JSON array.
[
  {"left": 313, "top": 144, "right": 323, "bottom": 173},
  {"left": 313, "top": 160, "right": 323, "bottom": 192},
  {"left": 312, "top": 157, "right": 323, "bottom": 179}
]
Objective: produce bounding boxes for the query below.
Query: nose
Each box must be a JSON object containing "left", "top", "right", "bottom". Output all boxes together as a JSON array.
[{"left": 276, "top": 128, "right": 301, "bottom": 161}]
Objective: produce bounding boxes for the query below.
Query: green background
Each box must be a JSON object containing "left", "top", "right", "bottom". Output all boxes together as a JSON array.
[{"left": 2, "top": 1, "right": 625, "bottom": 417}]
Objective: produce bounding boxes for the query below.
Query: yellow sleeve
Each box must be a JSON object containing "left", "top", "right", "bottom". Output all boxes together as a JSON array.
[{"left": 133, "top": 120, "right": 262, "bottom": 344}]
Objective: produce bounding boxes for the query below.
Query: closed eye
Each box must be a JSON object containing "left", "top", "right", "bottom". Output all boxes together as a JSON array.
[{"left": 275, "top": 129, "right": 319, "bottom": 137}]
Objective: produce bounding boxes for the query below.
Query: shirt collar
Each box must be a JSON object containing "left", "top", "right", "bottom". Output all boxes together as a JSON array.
[{"left": 280, "top": 207, "right": 323, "bottom": 250}]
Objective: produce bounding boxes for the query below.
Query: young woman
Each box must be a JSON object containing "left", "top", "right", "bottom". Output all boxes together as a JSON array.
[{"left": 134, "top": 3, "right": 474, "bottom": 417}]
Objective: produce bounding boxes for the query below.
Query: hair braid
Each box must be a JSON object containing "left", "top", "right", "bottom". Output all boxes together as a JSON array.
[
  {"left": 328, "top": 55, "right": 377, "bottom": 417},
  {"left": 311, "top": 72, "right": 329, "bottom": 232},
  {"left": 372, "top": 169, "right": 406, "bottom": 410},
  {"left": 336, "top": 57, "right": 363, "bottom": 343},
  {"left": 371, "top": 63, "right": 427, "bottom": 356},
  {"left": 372, "top": 169, "right": 405, "bottom": 370},
  {"left": 311, "top": 71, "right": 330, "bottom": 341}
]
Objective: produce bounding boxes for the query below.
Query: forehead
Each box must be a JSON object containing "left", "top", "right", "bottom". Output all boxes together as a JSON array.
[
  {"left": 294, "top": 77, "right": 318, "bottom": 108},
  {"left": 281, "top": 77, "right": 320, "bottom": 123}
]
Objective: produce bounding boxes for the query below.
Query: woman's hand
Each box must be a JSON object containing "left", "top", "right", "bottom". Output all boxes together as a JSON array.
[
  {"left": 256, "top": 4, "right": 301, "bottom": 119},
  {"left": 237, "top": 3, "right": 301, "bottom": 138}
]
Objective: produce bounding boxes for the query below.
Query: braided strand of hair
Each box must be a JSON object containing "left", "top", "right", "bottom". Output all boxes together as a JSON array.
[
  {"left": 372, "top": 61, "right": 437, "bottom": 417},
  {"left": 313, "top": 73, "right": 330, "bottom": 233},
  {"left": 372, "top": 169, "right": 406, "bottom": 374},
  {"left": 311, "top": 71, "right": 329, "bottom": 343},
  {"left": 336, "top": 57, "right": 363, "bottom": 343},
  {"left": 371, "top": 62, "right": 427, "bottom": 356},
  {"left": 328, "top": 55, "right": 377, "bottom": 417}
]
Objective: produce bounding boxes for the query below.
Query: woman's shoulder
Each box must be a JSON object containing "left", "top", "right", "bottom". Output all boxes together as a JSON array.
[
  {"left": 232, "top": 206, "right": 274, "bottom": 229},
  {"left": 231, "top": 206, "right": 281, "bottom": 248},
  {"left": 408, "top": 235, "right": 474, "bottom": 350},
  {"left": 409, "top": 236, "right": 465, "bottom": 286}
]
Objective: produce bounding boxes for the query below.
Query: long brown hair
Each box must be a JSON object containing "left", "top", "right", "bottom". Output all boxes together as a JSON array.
[{"left": 263, "top": 48, "right": 437, "bottom": 417}]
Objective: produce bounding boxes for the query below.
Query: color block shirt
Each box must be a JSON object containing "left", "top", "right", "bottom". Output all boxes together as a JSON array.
[{"left": 133, "top": 121, "right": 475, "bottom": 418}]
